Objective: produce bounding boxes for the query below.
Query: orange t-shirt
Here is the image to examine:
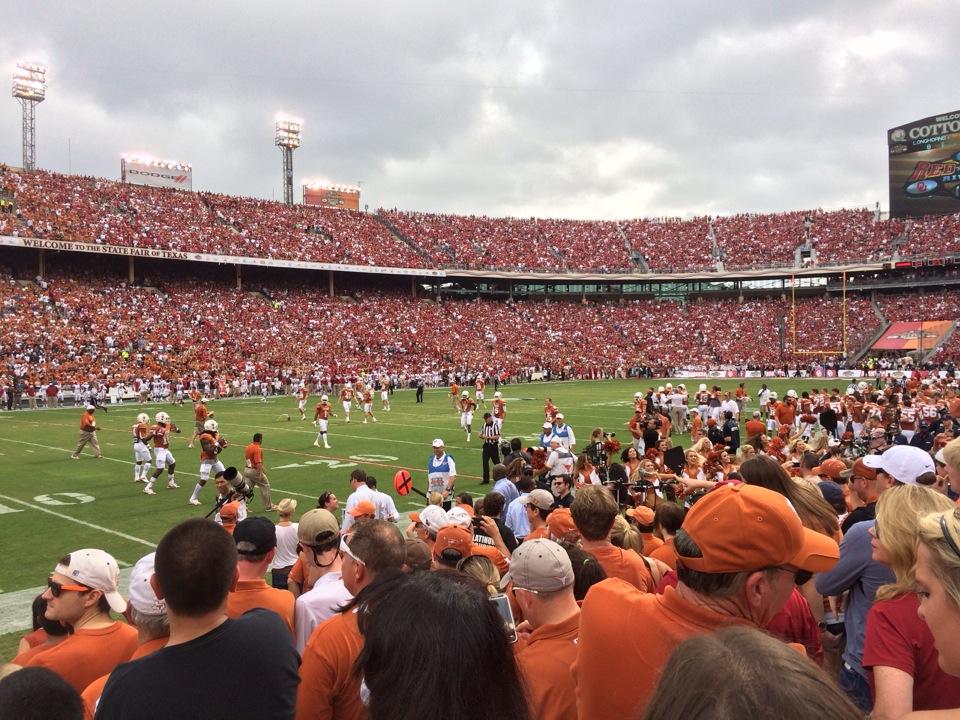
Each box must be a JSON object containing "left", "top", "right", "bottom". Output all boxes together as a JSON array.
[
  {"left": 288, "top": 557, "right": 316, "bottom": 594},
  {"left": 573, "top": 579, "right": 754, "bottom": 719},
  {"left": 26, "top": 621, "right": 138, "bottom": 693},
  {"left": 649, "top": 538, "right": 677, "bottom": 572},
  {"left": 296, "top": 608, "right": 364, "bottom": 720},
  {"left": 244, "top": 442, "right": 263, "bottom": 470},
  {"left": 194, "top": 403, "right": 209, "bottom": 422},
  {"left": 81, "top": 637, "right": 166, "bottom": 720},
  {"left": 517, "top": 610, "right": 580, "bottom": 720},
  {"left": 524, "top": 526, "right": 550, "bottom": 542},
  {"left": 588, "top": 544, "right": 654, "bottom": 593},
  {"left": 641, "top": 533, "right": 664, "bottom": 557},
  {"left": 12, "top": 639, "right": 63, "bottom": 666},
  {"left": 745, "top": 419, "right": 766, "bottom": 438},
  {"left": 775, "top": 402, "right": 796, "bottom": 426},
  {"left": 80, "top": 411, "right": 96, "bottom": 431},
  {"left": 226, "top": 578, "right": 295, "bottom": 636}
]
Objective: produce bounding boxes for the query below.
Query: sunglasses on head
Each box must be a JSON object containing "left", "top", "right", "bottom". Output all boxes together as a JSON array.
[
  {"left": 47, "top": 577, "right": 90, "bottom": 597},
  {"left": 940, "top": 514, "right": 960, "bottom": 558}
]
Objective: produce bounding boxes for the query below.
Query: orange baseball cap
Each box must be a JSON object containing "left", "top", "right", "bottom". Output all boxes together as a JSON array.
[
  {"left": 432, "top": 526, "right": 473, "bottom": 561},
  {"left": 626, "top": 506, "right": 655, "bottom": 526},
  {"left": 546, "top": 507, "right": 580, "bottom": 542},
  {"left": 349, "top": 500, "right": 376, "bottom": 518},
  {"left": 457, "top": 502, "right": 476, "bottom": 517},
  {"left": 841, "top": 457, "right": 877, "bottom": 482},
  {"left": 679, "top": 484, "right": 839, "bottom": 574},
  {"left": 813, "top": 458, "right": 847, "bottom": 480},
  {"left": 408, "top": 511, "right": 421, "bottom": 523}
]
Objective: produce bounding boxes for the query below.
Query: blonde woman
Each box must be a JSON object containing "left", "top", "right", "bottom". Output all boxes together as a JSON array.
[
  {"left": 862, "top": 485, "right": 960, "bottom": 720},
  {"left": 915, "top": 507, "right": 960, "bottom": 684},
  {"left": 456, "top": 555, "right": 501, "bottom": 597}
]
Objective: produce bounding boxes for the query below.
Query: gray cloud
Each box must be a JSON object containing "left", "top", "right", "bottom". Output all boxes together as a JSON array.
[{"left": 1, "top": 1, "right": 956, "bottom": 219}]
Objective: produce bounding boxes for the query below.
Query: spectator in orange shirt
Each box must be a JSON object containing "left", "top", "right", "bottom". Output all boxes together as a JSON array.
[
  {"left": 745, "top": 410, "right": 767, "bottom": 440},
  {"left": 26, "top": 549, "right": 137, "bottom": 693},
  {"left": 508, "top": 539, "right": 580, "bottom": 720},
  {"left": 521, "top": 489, "right": 554, "bottom": 541},
  {"left": 625, "top": 505, "right": 664, "bottom": 556},
  {"left": 296, "top": 520, "right": 406, "bottom": 720},
  {"left": 573, "top": 483, "right": 840, "bottom": 719},
  {"left": 570, "top": 486, "right": 654, "bottom": 592},
  {"left": 649, "top": 503, "right": 686, "bottom": 572},
  {"left": 81, "top": 552, "right": 170, "bottom": 718},
  {"left": 355, "top": 571, "right": 531, "bottom": 720},
  {"left": 226, "top": 517, "right": 295, "bottom": 636}
]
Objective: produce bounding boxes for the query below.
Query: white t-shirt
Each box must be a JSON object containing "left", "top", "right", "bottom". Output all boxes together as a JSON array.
[
  {"left": 294, "top": 571, "right": 353, "bottom": 653},
  {"left": 342, "top": 484, "right": 377, "bottom": 532},
  {"left": 273, "top": 522, "right": 300, "bottom": 568}
]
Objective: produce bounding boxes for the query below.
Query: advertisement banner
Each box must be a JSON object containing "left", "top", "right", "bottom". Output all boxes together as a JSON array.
[
  {"left": 0, "top": 236, "right": 443, "bottom": 277},
  {"left": 888, "top": 110, "right": 960, "bottom": 218},
  {"left": 121, "top": 158, "right": 193, "bottom": 191},
  {"left": 837, "top": 370, "right": 864, "bottom": 378},
  {"left": 872, "top": 321, "right": 953, "bottom": 351}
]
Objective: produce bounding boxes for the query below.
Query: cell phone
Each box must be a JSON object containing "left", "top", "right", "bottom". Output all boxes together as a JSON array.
[
  {"left": 490, "top": 593, "right": 517, "bottom": 643},
  {"left": 472, "top": 515, "right": 484, "bottom": 528}
]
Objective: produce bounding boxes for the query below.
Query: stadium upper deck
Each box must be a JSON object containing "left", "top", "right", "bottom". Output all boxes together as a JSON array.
[{"left": 2, "top": 167, "right": 957, "bottom": 276}]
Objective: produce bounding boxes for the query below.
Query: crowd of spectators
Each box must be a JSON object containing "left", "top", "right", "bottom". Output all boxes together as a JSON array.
[
  {"left": 3, "top": 167, "right": 957, "bottom": 274},
  {"left": 0, "top": 266, "right": 935, "bottom": 387}
]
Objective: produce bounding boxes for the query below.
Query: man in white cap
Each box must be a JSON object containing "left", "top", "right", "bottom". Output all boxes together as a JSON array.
[
  {"left": 427, "top": 438, "right": 457, "bottom": 510},
  {"left": 81, "top": 552, "right": 170, "bottom": 716},
  {"left": 551, "top": 413, "right": 576, "bottom": 451},
  {"left": 542, "top": 437, "right": 575, "bottom": 481},
  {"left": 861, "top": 444, "right": 937, "bottom": 486},
  {"left": 71, "top": 404, "right": 102, "bottom": 460},
  {"left": 294, "top": 509, "right": 352, "bottom": 653},
  {"left": 27, "top": 549, "right": 137, "bottom": 692},
  {"left": 509, "top": 539, "right": 580, "bottom": 720},
  {"left": 540, "top": 421, "right": 555, "bottom": 450}
]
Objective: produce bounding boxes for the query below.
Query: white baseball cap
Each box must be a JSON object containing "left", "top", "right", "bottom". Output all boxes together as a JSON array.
[
  {"left": 85, "top": 404, "right": 96, "bottom": 411},
  {"left": 418, "top": 504, "right": 449, "bottom": 535},
  {"left": 862, "top": 446, "right": 935, "bottom": 485},
  {"left": 54, "top": 548, "right": 126, "bottom": 613},
  {"left": 542, "top": 422, "right": 553, "bottom": 430},
  {"left": 431, "top": 438, "right": 444, "bottom": 448},
  {"left": 446, "top": 506, "right": 472, "bottom": 529},
  {"left": 556, "top": 413, "right": 564, "bottom": 420},
  {"left": 127, "top": 552, "right": 166, "bottom": 616}
]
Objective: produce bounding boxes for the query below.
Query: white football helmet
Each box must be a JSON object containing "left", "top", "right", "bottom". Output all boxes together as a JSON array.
[
  {"left": 461, "top": 390, "right": 469, "bottom": 398},
  {"left": 769, "top": 391, "right": 778, "bottom": 400},
  {"left": 136, "top": 413, "right": 149, "bottom": 424},
  {"left": 657, "top": 386, "right": 665, "bottom": 393},
  {"left": 204, "top": 419, "right": 219, "bottom": 433},
  {"left": 787, "top": 389, "right": 798, "bottom": 398},
  {"left": 155, "top": 412, "right": 170, "bottom": 424},
  {"left": 857, "top": 381, "right": 868, "bottom": 391},
  {"left": 321, "top": 394, "right": 329, "bottom": 402},
  {"left": 493, "top": 391, "right": 502, "bottom": 398},
  {"left": 699, "top": 383, "right": 707, "bottom": 391},
  {"left": 634, "top": 392, "right": 642, "bottom": 399}
]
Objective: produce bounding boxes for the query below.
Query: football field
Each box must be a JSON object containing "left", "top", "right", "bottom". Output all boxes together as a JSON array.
[{"left": 0, "top": 375, "right": 831, "bottom": 657}]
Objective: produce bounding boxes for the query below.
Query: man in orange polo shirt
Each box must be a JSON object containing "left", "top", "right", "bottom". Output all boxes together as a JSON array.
[
  {"left": 242, "top": 433, "right": 277, "bottom": 512},
  {"left": 570, "top": 486, "right": 653, "bottom": 592},
  {"left": 296, "top": 520, "right": 406, "bottom": 720},
  {"left": 226, "top": 517, "right": 295, "bottom": 636},
  {"left": 626, "top": 505, "right": 663, "bottom": 556},
  {"left": 509, "top": 539, "right": 580, "bottom": 720},
  {"left": 26, "top": 549, "right": 137, "bottom": 692},
  {"left": 745, "top": 410, "right": 766, "bottom": 440},
  {"left": 573, "top": 483, "right": 841, "bottom": 719},
  {"left": 81, "top": 552, "right": 170, "bottom": 717},
  {"left": 70, "top": 405, "right": 102, "bottom": 460}
]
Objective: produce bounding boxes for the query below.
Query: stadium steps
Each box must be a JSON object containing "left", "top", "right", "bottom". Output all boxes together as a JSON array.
[
  {"left": 921, "top": 321, "right": 958, "bottom": 364},
  {"left": 617, "top": 223, "right": 648, "bottom": 272},
  {"left": 849, "top": 320, "right": 891, "bottom": 364},
  {"left": 870, "top": 298, "right": 886, "bottom": 324},
  {"left": 371, "top": 212, "right": 439, "bottom": 265}
]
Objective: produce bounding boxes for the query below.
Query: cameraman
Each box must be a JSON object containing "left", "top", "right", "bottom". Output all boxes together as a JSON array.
[
  {"left": 583, "top": 427, "right": 608, "bottom": 471},
  {"left": 212, "top": 468, "right": 248, "bottom": 526}
]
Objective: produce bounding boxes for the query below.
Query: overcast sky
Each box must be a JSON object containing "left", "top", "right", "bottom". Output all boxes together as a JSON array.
[{"left": 1, "top": 2, "right": 956, "bottom": 220}]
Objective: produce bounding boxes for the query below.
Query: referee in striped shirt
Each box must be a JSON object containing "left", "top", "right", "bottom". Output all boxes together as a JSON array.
[{"left": 479, "top": 412, "right": 500, "bottom": 485}]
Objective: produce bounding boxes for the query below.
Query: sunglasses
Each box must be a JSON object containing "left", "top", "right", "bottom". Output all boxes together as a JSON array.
[
  {"left": 340, "top": 535, "right": 366, "bottom": 566},
  {"left": 940, "top": 514, "right": 960, "bottom": 558},
  {"left": 47, "top": 577, "right": 91, "bottom": 597}
]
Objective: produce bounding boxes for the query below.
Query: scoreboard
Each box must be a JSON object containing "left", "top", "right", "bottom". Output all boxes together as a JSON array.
[
  {"left": 888, "top": 110, "right": 960, "bottom": 218},
  {"left": 303, "top": 184, "right": 360, "bottom": 211}
]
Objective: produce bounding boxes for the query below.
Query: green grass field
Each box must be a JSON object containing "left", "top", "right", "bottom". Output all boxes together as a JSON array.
[{"left": 0, "top": 376, "right": 833, "bottom": 659}]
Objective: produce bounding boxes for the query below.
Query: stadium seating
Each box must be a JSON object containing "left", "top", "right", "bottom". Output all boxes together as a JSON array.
[
  {"left": 0, "top": 266, "right": 910, "bottom": 383},
  {"left": 1, "top": 166, "right": 957, "bottom": 273}
]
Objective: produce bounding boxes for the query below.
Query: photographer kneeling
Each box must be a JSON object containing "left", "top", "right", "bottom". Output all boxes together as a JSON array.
[{"left": 211, "top": 467, "right": 252, "bottom": 527}]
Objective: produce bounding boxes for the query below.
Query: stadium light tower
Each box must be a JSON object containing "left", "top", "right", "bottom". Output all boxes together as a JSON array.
[
  {"left": 12, "top": 61, "right": 47, "bottom": 171},
  {"left": 274, "top": 114, "right": 302, "bottom": 206}
]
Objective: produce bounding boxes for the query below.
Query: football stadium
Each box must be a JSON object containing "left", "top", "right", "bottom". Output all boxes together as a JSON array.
[{"left": 2, "top": 5, "right": 960, "bottom": 719}]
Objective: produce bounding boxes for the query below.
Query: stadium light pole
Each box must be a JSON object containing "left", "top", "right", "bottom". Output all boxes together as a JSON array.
[
  {"left": 12, "top": 61, "right": 47, "bottom": 172},
  {"left": 274, "top": 115, "right": 302, "bottom": 206}
]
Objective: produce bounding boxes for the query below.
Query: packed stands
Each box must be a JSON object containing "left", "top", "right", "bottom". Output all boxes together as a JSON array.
[
  {"left": 0, "top": 265, "right": 920, "bottom": 384},
  {"left": 1, "top": 167, "right": 957, "bottom": 273}
]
